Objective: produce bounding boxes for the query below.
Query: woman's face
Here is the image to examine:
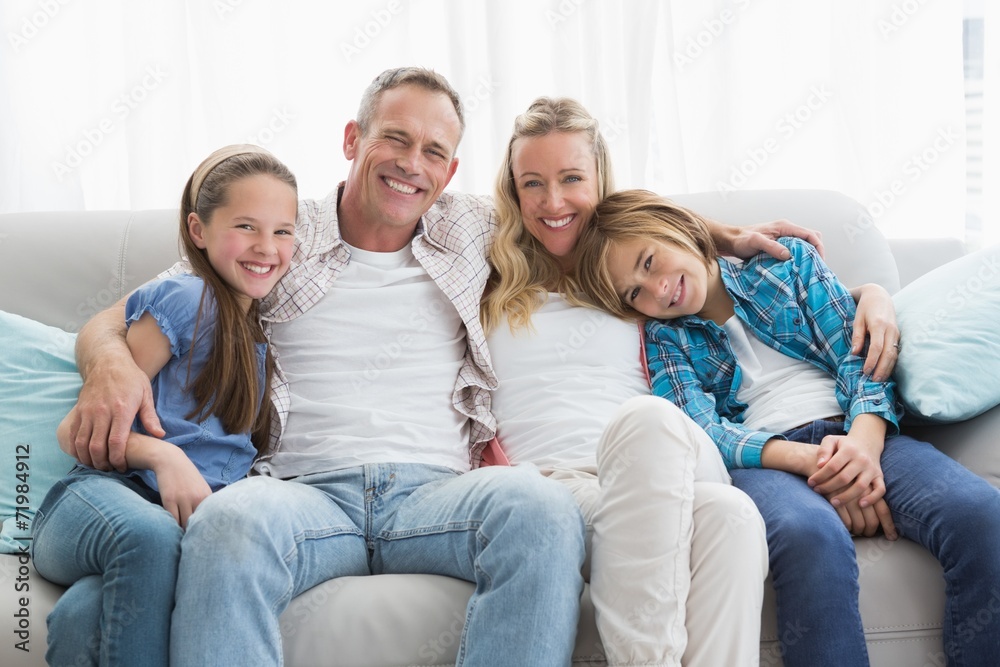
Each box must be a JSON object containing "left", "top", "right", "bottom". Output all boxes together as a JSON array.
[{"left": 511, "top": 131, "right": 600, "bottom": 267}]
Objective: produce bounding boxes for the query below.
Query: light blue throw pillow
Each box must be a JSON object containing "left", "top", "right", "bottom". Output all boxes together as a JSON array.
[
  {"left": 0, "top": 311, "right": 79, "bottom": 554},
  {"left": 893, "top": 244, "right": 1000, "bottom": 423}
]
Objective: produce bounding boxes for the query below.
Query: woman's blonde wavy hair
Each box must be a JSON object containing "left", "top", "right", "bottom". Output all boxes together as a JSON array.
[{"left": 481, "top": 97, "right": 614, "bottom": 334}]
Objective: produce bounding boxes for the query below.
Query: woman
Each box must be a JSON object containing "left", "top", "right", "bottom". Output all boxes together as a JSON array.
[{"left": 481, "top": 98, "right": 899, "bottom": 666}]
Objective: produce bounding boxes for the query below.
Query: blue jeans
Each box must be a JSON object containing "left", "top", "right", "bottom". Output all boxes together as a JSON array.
[
  {"left": 169, "top": 462, "right": 586, "bottom": 666},
  {"left": 730, "top": 420, "right": 1000, "bottom": 667},
  {"left": 31, "top": 466, "right": 183, "bottom": 667}
]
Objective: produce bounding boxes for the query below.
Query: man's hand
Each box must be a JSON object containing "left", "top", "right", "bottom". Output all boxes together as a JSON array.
[
  {"left": 718, "top": 219, "right": 826, "bottom": 261},
  {"left": 850, "top": 283, "right": 900, "bottom": 382},
  {"left": 70, "top": 357, "right": 163, "bottom": 471},
  {"left": 72, "top": 298, "right": 165, "bottom": 471}
]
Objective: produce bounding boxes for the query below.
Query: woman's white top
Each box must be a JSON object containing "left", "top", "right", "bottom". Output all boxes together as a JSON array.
[{"left": 487, "top": 293, "right": 649, "bottom": 469}]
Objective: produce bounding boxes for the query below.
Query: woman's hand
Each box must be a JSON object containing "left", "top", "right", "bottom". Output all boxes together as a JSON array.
[{"left": 850, "top": 283, "right": 900, "bottom": 382}]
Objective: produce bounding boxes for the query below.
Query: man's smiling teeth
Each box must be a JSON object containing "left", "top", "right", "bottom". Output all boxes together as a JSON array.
[
  {"left": 542, "top": 215, "right": 573, "bottom": 229},
  {"left": 385, "top": 178, "right": 418, "bottom": 195},
  {"left": 242, "top": 263, "right": 272, "bottom": 275}
]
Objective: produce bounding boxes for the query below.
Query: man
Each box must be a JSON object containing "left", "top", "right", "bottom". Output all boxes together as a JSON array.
[{"left": 65, "top": 67, "right": 587, "bottom": 666}]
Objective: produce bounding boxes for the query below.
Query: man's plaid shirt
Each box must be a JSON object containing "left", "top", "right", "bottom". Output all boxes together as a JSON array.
[{"left": 169, "top": 185, "right": 499, "bottom": 468}]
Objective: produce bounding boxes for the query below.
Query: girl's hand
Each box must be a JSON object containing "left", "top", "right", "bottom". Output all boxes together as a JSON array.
[
  {"left": 850, "top": 283, "right": 900, "bottom": 382},
  {"left": 808, "top": 431, "right": 886, "bottom": 507},
  {"left": 150, "top": 446, "right": 212, "bottom": 529}
]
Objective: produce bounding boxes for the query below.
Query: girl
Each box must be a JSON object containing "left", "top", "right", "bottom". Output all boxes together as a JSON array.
[
  {"left": 574, "top": 188, "right": 1000, "bottom": 666},
  {"left": 31, "top": 144, "right": 298, "bottom": 667}
]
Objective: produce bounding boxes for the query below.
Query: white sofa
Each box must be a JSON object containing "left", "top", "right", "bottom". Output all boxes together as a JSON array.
[{"left": 1, "top": 189, "right": 996, "bottom": 666}]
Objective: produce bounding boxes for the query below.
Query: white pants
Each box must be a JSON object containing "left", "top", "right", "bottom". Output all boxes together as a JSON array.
[{"left": 546, "top": 395, "right": 768, "bottom": 667}]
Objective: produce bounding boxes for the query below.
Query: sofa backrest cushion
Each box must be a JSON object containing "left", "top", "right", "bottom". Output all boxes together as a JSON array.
[
  {"left": 671, "top": 189, "right": 901, "bottom": 294},
  {"left": 0, "top": 210, "right": 180, "bottom": 331}
]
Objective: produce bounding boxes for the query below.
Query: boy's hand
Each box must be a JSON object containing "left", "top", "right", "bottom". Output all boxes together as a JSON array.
[
  {"left": 808, "top": 430, "right": 886, "bottom": 507},
  {"left": 829, "top": 492, "right": 898, "bottom": 540},
  {"left": 760, "top": 438, "right": 822, "bottom": 477}
]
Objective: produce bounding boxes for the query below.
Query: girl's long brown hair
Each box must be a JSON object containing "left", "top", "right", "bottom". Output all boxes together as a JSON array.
[{"left": 178, "top": 148, "right": 297, "bottom": 453}]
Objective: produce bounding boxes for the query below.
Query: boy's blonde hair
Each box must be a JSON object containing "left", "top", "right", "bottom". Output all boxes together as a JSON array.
[{"left": 575, "top": 189, "right": 718, "bottom": 320}]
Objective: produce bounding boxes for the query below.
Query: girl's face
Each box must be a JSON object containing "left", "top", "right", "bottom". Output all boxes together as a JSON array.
[
  {"left": 188, "top": 173, "right": 297, "bottom": 311},
  {"left": 606, "top": 236, "right": 712, "bottom": 320},
  {"left": 511, "top": 131, "right": 600, "bottom": 268}
]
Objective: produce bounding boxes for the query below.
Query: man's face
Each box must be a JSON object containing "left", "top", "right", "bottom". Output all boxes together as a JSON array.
[{"left": 342, "top": 84, "right": 461, "bottom": 244}]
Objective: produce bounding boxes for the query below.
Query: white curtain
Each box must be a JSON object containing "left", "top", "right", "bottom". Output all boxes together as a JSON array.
[
  {"left": 1, "top": 0, "right": 972, "bottom": 241},
  {"left": 984, "top": 0, "right": 999, "bottom": 246}
]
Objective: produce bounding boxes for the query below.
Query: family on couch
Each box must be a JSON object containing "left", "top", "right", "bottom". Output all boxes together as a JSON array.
[{"left": 34, "top": 66, "right": 1000, "bottom": 666}]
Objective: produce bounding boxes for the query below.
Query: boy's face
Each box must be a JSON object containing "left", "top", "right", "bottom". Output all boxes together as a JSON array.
[{"left": 607, "top": 236, "right": 711, "bottom": 320}]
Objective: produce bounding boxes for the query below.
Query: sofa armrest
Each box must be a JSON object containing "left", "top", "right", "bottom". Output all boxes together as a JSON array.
[{"left": 888, "top": 238, "right": 966, "bottom": 290}]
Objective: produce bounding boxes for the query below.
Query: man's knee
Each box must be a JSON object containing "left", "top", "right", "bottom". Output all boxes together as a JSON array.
[
  {"left": 183, "top": 478, "right": 282, "bottom": 548},
  {"left": 478, "top": 467, "right": 585, "bottom": 553}
]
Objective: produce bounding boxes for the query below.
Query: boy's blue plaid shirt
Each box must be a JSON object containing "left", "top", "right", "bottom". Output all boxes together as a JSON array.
[{"left": 645, "top": 237, "right": 899, "bottom": 470}]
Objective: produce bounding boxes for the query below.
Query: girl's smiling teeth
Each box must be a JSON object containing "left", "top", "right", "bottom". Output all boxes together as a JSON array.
[
  {"left": 241, "top": 262, "right": 274, "bottom": 275},
  {"left": 384, "top": 177, "right": 418, "bottom": 195},
  {"left": 542, "top": 214, "right": 573, "bottom": 229}
]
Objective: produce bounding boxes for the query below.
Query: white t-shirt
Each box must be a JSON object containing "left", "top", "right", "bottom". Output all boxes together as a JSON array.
[
  {"left": 260, "top": 243, "right": 470, "bottom": 478},
  {"left": 488, "top": 294, "right": 649, "bottom": 470},
  {"left": 723, "top": 316, "right": 842, "bottom": 433}
]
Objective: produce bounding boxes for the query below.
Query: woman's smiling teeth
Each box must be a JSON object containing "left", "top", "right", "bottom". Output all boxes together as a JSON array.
[
  {"left": 385, "top": 177, "right": 418, "bottom": 195},
  {"left": 542, "top": 215, "right": 573, "bottom": 229}
]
